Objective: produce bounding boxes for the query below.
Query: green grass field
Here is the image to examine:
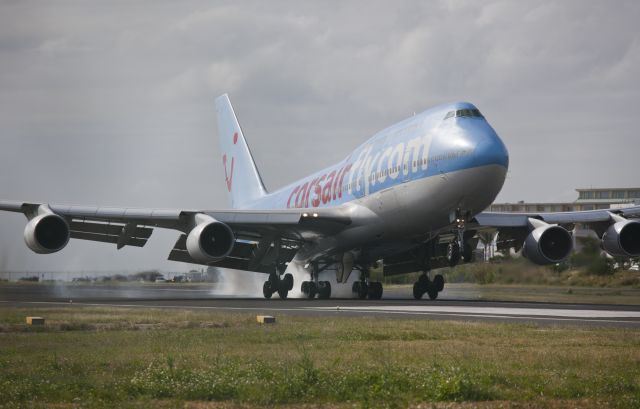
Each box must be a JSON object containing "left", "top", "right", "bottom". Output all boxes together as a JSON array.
[{"left": 0, "top": 306, "right": 639, "bottom": 408}]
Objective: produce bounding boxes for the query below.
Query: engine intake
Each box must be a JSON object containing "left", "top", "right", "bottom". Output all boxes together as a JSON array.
[
  {"left": 24, "top": 214, "right": 70, "bottom": 254},
  {"left": 523, "top": 223, "right": 573, "bottom": 265},
  {"left": 602, "top": 220, "right": 640, "bottom": 257},
  {"left": 186, "top": 218, "right": 235, "bottom": 263}
]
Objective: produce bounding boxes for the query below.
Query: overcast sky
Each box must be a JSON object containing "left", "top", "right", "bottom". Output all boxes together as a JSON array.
[{"left": 0, "top": 1, "right": 638, "bottom": 272}]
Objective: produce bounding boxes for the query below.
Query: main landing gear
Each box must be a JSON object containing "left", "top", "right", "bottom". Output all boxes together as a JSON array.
[
  {"left": 301, "top": 280, "right": 332, "bottom": 299},
  {"left": 351, "top": 266, "right": 383, "bottom": 300},
  {"left": 413, "top": 273, "right": 444, "bottom": 300},
  {"left": 263, "top": 271, "right": 293, "bottom": 299},
  {"left": 301, "top": 262, "right": 332, "bottom": 299}
]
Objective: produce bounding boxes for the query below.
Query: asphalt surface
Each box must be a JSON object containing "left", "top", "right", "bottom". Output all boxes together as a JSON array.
[{"left": 2, "top": 283, "right": 640, "bottom": 328}]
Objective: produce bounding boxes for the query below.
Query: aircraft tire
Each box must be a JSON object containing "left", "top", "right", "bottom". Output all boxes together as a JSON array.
[
  {"left": 368, "top": 282, "right": 383, "bottom": 299},
  {"left": 413, "top": 282, "right": 424, "bottom": 300},
  {"left": 318, "top": 281, "right": 331, "bottom": 299},
  {"left": 263, "top": 281, "right": 273, "bottom": 299},
  {"left": 427, "top": 286, "right": 439, "bottom": 300},
  {"left": 307, "top": 282, "right": 317, "bottom": 299},
  {"left": 283, "top": 273, "right": 294, "bottom": 291},
  {"left": 433, "top": 274, "right": 445, "bottom": 292},
  {"left": 356, "top": 282, "right": 368, "bottom": 299},
  {"left": 278, "top": 287, "right": 288, "bottom": 300}
]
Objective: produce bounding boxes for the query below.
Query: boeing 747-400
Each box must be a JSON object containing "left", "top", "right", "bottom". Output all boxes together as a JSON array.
[{"left": 1, "top": 94, "right": 639, "bottom": 299}]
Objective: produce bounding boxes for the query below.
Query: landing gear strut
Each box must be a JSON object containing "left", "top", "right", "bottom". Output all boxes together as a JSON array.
[
  {"left": 351, "top": 266, "right": 383, "bottom": 300},
  {"left": 413, "top": 272, "right": 444, "bottom": 300},
  {"left": 301, "top": 263, "right": 332, "bottom": 299},
  {"left": 263, "top": 270, "right": 293, "bottom": 299}
]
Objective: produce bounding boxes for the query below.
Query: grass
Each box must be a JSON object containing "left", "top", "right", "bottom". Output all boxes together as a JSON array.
[
  {"left": 436, "top": 282, "right": 640, "bottom": 305},
  {"left": 0, "top": 307, "right": 639, "bottom": 408}
]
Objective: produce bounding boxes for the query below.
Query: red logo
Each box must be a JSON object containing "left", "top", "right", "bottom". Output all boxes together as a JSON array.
[{"left": 223, "top": 132, "right": 238, "bottom": 192}]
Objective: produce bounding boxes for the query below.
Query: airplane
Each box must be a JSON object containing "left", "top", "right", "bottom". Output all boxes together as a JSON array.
[{"left": 1, "top": 94, "right": 639, "bottom": 300}]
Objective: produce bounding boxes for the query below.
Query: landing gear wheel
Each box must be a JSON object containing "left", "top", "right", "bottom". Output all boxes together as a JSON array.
[
  {"left": 352, "top": 281, "right": 368, "bottom": 299},
  {"left": 263, "top": 281, "right": 273, "bottom": 299},
  {"left": 283, "top": 273, "right": 294, "bottom": 291},
  {"left": 317, "top": 281, "right": 331, "bottom": 299},
  {"left": 433, "top": 274, "right": 445, "bottom": 292},
  {"left": 301, "top": 281, "right": 317, "bottom": 299},
  {"left": 308, "top": 282, "right": 317, "bottom": 299},
  {"left": 368, "top": 282, "right": 383, "bottom": 300},
  {"left": 277, "top": 286, "right": 289, "bottom": 299},
  {"left": 427, "top": 286, "right": 439, "bottom": 300},
  {"left": 413, "top": 282, "right": 424, "bottom": 300},
  {"left": 413, "top": 274, "right": 430, "bottom": 300}
]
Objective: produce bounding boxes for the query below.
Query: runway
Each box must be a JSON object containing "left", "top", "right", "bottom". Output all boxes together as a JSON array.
[{"left": 2, "top": 283, "right": 640, "bottom": 328}]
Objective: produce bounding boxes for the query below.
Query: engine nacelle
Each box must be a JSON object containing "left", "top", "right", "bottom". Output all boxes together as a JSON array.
[
  {"left": 24, "top": 214, "right": 70, "bottom": 254},
  {"left": 602, "top": 220, "right": 640, "bottom": 257},
  {"left": 522, "top": 224, "right": 573, "bottom": 265},
  {"left": 186, "top": 219, "right": 235, "bottom": 263}
]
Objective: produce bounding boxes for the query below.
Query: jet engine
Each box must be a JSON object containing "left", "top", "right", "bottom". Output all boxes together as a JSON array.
[
  {"left": 522, "top": 222, "right": 573, "bottom": 265},
  {"left": 24, "top": 213, "right": 70, "bottom": 254},
  {"left": 602, "top": 220, "right": 640, "bottom": 257},
  {"left": 186, "top": 218, "right": 235, "bottom": 263}
]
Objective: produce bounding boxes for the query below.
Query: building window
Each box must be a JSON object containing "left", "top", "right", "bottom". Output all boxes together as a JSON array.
[
  {"left": 612, "top": 191, "right": 625, "bottom": 199},
  {"left": 629, "top": 191, "right": 640, "bottom": 198},
  {"left": 598, "top": 191, "right": 610, "bottom": 199}
]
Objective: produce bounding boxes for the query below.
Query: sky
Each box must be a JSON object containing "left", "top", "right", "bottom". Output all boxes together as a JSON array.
[{"left": 0, "top": 0, "right": 638, "bottom": 272}]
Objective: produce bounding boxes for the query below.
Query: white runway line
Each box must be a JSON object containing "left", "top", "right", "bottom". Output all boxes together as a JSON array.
[{"left": 308, "top": 305, "right": 640, "bottom": 318}]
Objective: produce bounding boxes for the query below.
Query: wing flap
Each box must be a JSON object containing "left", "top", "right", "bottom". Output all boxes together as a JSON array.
[
  {"left": 68, "top": 220, "right": 153, "bottom": 248},
  {"left": 70, "top": 231, "right": 148, "bottom": 247},
  {"left": 69, "top": 221, "right": 153, "bottom": 239}
]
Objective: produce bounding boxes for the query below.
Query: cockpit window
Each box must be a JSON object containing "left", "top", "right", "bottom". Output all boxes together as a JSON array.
[{"left": 444, "top": 109, "right": 484, "bottom": 120}]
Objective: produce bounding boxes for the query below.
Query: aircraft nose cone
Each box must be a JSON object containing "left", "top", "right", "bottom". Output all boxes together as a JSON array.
[{"left": 474, "top": 129, "right": 509, "bottom": 170}]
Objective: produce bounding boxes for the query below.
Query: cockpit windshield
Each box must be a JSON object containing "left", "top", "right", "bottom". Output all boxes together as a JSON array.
[{"left": 443, "top": 109, "right": 484, "bottom": 120}]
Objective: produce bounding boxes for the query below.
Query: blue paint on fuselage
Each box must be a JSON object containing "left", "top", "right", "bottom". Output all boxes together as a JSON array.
[{"left": 244, "top": 101, "right": 509, "bottom": 210}]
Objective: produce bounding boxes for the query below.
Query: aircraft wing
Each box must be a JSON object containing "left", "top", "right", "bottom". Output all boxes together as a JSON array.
[
  {"left": 471, "top": 205, "right": 640, "bottom": 256},
  {"left": 474, "top": 206, "right": 640, "bottom": 228},
  {"left": 0, "top": 200, "right": 358, "bottom": 272}
]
